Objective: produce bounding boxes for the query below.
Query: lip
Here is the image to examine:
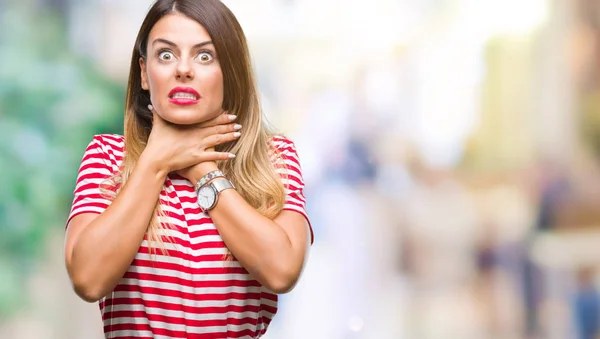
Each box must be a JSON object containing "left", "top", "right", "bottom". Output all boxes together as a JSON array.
[{"left": 168, "top": 86, "right": 201, "bottom": 106}]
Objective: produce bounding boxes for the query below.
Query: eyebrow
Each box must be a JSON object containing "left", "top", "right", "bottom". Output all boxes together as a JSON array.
[{"left": 151, "top": 38, "right": 213, "bottom": 49}]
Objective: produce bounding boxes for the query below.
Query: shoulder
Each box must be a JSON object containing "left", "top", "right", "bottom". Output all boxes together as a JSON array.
[
  {"left": 88, "top": 134, "right": 125, "bottom": 152},
  {"left": 80, "top": 134, "right": 124, "bottom": 171},
  {"left": 268, "top": 134, "right": 298, "bottom": 155},
  {"left": 268, "top": 134, "right": 302, "bottom": 173}
]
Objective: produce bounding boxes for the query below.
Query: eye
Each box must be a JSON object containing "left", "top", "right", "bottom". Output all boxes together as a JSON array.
[
  {"left": 158, "top": 50, "right": 174, "bottom": 61},
  {"left": 196, "top": 51, "right": 213, "bottom": 63}
]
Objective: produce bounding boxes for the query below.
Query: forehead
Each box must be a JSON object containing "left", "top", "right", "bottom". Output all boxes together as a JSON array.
[{"left": 148, "top": 12, "right": 211, "bottom": 44}]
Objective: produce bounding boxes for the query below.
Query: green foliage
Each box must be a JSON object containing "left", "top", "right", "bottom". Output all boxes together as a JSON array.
[{"left": 0, "top": 4, "right": 125, "bottom": 318}]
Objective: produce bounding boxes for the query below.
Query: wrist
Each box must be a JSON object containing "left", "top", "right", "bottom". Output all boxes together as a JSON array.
[
  {"left": 189, "top": 162, "right": 219, "bottom": 184},
  {"left": 139, "top": 150, "right": 169, "bottom": 180}
]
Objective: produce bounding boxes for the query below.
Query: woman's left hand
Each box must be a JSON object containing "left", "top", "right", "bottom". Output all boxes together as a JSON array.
[
  {"left": 176, "top": 154, "right": 220, "bottom": 184},
  {"left": 175, "top": 111, "right": 240, "bottom": 183}
]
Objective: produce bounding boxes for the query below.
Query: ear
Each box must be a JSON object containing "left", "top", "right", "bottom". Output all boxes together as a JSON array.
[{"left": 139, "top": 57, "right": 149, "bottom": 90}]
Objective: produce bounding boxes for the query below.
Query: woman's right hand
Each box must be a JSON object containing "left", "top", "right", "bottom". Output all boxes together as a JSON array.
[{"left": 142, "top": 110, "right": 241, "bottom": 176}]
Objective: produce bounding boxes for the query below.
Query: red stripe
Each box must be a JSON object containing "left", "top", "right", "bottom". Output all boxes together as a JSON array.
[
  {"left": 122, "top": 271, "right": 261, "bottom": 289},
  {"left": 287, "top": 194, "right": 306, "bottom": 202},
  {"left": 105, "top": 310, "right": 259, "bottom": 328},
  {"left": 283, "top": 183, "right": 303, "bottom": 193},
  {"left": 259, "top": 291, "right": 278, "bottom": 303},
  {"left": 130, "top": 257, "right": 249, "bottom": 275},
  {"left": 141, "top": 238, "right": 228, "bottom": 251},
  {"left": 75, "top": 171, "right": 112, "bottom": 182},
  {"left": 103, "top": 322, "right": 151, "bottom": 333},
  {"left": 105, "top": 323, "right": 259, "bottom": 339},
  {"left": 279, "top": 158, "right": 301, "bottom": 170},
  {"left": 103, "top": 297, "right": 263, "bottom": 314},
  {"left": 112, "top": 284, "right": 264, "bottom": 302},
  {"left": 281, "top": 173, "right": 303, "bottom": 186},
  {"left": 284, "top": 201, "right": 305, "bottom": 210},
  {"left": 74, "top": 182, "right": 111, "bottom": 194},
  {"left": 71, "top": 202, "right": 110, "bottom": 212},
  {"left": 80, "top": 153, "right": 111, "bottom": 165},
  {"left": 96, "top": 134, "right": 125, "bottom": 143},
  {"left": 186, "top": 229, "right": 221, "bottom": 238}
]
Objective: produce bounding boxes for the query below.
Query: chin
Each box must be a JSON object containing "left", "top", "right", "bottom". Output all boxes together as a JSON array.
[
  {"left": 158, "top": 107, "right": 220, "bottom": 126},
  {"left": 164, "top": 116, "right": 202, "bottom": 125},
  {"left": 158, "top": 112, "right": 205, "bottom": 126}
]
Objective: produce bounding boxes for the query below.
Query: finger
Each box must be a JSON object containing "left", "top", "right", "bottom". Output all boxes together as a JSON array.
[
  {"left": 197, "top": 151, "right": 237, "bottom": 162},
  {"left": 203, "top": 131, "right": 241, "bottom": 149},
  {"left": 198, "top": 111, "right": 237, "bottom": 128},
  {"left": 208, "top": 122, "right": 242, "bottom": 136}
]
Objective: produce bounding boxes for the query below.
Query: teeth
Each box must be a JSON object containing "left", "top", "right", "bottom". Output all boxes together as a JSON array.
[{"left": 172, "top": 92, "right": 198, "bottom": 100}]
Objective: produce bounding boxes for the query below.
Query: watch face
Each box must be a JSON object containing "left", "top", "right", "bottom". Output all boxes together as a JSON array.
[{"left": 197, "top": 185, "right": 216, "bottom": 210}]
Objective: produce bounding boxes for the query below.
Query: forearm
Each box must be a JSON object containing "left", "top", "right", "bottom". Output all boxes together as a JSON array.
[
  {"left": 69, "top": 154, "right": 167, "bottom": 301},
  {"left": 208, "top": 190, "right": 302, "bottom": 293}
]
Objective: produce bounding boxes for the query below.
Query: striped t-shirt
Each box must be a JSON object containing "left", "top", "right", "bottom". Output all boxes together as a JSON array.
[{"left": 67, "top": 134, "right": 312, "bottom": 339}]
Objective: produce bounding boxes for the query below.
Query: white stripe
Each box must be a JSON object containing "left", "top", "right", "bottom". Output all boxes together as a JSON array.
[
  {"left": 285, "top": 195, "right": 306, "bottom": 205},
  {"left": 70, "top": 205, "right": 108, "bottom": 216},
  {"left": 283, "top": 204, "right": 305, "bottom": 214},
  {"left": 285, "top": 193, "right": 306, "bottom": 202},
  {"left": 71, "top": 197, "right": 110, "bottom": 207},
  {"left": 141, "top": 242, "right": 229, "bottom": 256},
  {"left": 107, "top": 303, "right": 267, "bottom": 322},
  {"left": 145, "top": 231, "right": 225, "bottom": 248},
  {"left": 106, "top": 290, "right": 265, "bottom": 309},
  {"left": 97, "top": 135, "right": 125, "bottom": 150},
  {"left": 103, "top": 330, "right": 155, "bottom": 338},
  {"left": 280, "top": 155, "right": 301, "bottom": 166},
  {"left": 78, "top": 155, "right": 112, "bottom": 170},
  {"left": 120, "top": 275, "right": 254, "bottom": 294},
  {"left": 279, "top": 171, "right": 303, "bottom": 184},
  {"left": 185, "top": 216, "right": 215, "bottom": 228},
  {"left": 153, "top": 215, "right": 189, "bottom": 229},
  {"left": 158, "top": 208, "right": 215, "bottom": 227},
  {"left": 104, "top": 317, "right": 260, "bottom": 334},
  {"left": 128, "top": 263, "right": 247, "bottom": 279},
  {"left": 74, "top": 187, "right": 111, "bottom": 199},
  {"left": 135, "top": 251, "right": 237, "bottom": 267},
  {"left": 275, "top": 161, "right": 300, "bottom": 174},
  {"left": 135, "top": 245, "right": 227, "bottom": 258},
  {"left": 179, "top": 201, "right": 205, "bottom": 211},
  {"left": 167, "top": 188, "right": 194, "bottom": 197},
  {"left": 77, "top": 165, "right": 113, "bottom": 178},
  {"left": 169, "top": 178, "right": 192, "bottom": 186}
]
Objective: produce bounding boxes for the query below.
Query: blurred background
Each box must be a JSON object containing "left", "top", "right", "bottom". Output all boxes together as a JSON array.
[{"left": 4, "top": 0, "right": 600, "bottom": 338}]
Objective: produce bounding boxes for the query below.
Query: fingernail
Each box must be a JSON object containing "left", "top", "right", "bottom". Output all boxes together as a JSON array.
[
  {"left": 233, "top": 132, "right": 241, "bottom": 137},
  {"left": 234, "top": 124, "right": 242, "bottom": 130},
  {"left": 228, "top": 115, "right": 237, "bottom": 120},
  {"left": 228, "top": 153, "right": 236, "bottom": 158}
]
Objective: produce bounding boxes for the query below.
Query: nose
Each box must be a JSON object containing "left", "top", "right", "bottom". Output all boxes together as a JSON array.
[{"left": 175, "top": 60, "right": 194, "bottom": 81}]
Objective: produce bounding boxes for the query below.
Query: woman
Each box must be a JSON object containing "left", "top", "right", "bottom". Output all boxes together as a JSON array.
[{"left": 64, "top": 0, "right": 313, "bottom": 337}]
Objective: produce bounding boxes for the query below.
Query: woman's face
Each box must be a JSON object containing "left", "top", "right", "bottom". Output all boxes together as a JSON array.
[{"left": 140, "top": 13, "right": 224, "bottom": 125}]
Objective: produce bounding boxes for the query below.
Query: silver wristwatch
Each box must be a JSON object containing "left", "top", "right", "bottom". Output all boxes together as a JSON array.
[{"left": 196, "top": 178, "right": 235, "bottom": 212}]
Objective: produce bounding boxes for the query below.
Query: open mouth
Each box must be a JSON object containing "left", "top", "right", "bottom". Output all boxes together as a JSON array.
[
  {"left": 168, "top": 87, "right": 201, "bottom": 105},
  {"left": 170, "top": 92, "right": 199, "bottom": 100}
]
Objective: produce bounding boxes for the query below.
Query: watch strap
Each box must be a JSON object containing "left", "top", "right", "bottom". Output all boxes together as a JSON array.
[
  {"left": 199, "top": 179, "right": 235, "bottom": 212},
  {"left": 211, "top": 178, "right": 235, "bottom": 193},
  {"left": 195, "top": 170, "right": 225, "bottom": 189}
]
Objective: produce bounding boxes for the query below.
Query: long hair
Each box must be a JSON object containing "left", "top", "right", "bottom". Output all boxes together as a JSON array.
[{"left": 107, "top": 0, "right": 286, "bottom": 250}]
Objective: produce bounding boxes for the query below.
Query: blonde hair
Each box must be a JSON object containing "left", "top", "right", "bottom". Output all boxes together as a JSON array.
[{"left": 104, "top": 0, "right": 286, "bottom": 252}]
